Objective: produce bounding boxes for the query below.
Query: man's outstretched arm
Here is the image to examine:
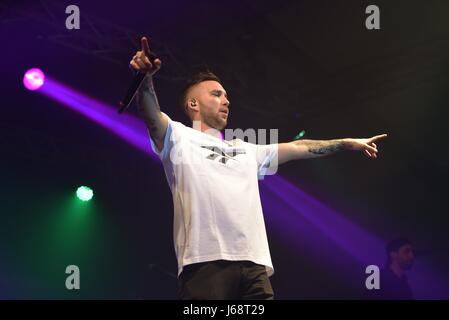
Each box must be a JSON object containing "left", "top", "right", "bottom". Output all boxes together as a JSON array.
[
  {"left": 277, "top": 134, "right": 388, "bottom": 165},
  {"left": 130, "top": 36, "right": 168, "bottom": 152}
]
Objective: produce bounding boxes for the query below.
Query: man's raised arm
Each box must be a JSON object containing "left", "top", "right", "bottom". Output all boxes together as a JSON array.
[{"left": 130, "top": 36, "right": 168, "bottom": 152}]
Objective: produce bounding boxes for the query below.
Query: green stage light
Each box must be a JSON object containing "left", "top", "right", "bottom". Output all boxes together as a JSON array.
[
  {"left": 294, "top": 130, "right": 306, "bottom": 140},
  {"left": 76, "top": 186, "right": 93, "bottom": 201}
]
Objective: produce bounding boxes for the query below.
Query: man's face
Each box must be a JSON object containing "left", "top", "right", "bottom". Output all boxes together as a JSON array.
[
  {"left": 393, "top": 244, "right": 415, "bottom": 270},
  {"left": 189, "top": 80, "right": 230, "bottom": 130}
]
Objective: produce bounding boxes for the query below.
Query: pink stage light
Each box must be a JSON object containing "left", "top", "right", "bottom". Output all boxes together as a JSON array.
[{"left": 23, "top": 68, "right": 45, "bottom": 91}]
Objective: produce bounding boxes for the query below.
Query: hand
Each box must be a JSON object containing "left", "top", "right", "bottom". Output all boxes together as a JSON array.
[
  {"left": 129, "top": 37, "right": 162, "bottom": 75},
  {"left": 345, "top": 134, "right": 388, "bottom": 159}
]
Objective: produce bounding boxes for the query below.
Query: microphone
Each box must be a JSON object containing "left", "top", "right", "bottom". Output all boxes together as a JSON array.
[{"left": 118, "top": 51, "right": 158, "bottom": 114}]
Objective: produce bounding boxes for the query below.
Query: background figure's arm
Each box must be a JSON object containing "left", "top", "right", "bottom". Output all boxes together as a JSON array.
[
  {"left": 278, "top": 134, "right": 387, "bottom": 164},
  {"left": 130, "top": 36, "right": 167, "bottom": 152}
]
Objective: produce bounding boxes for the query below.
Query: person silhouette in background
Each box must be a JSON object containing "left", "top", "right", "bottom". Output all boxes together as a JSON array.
[{"left": 378, "top": 237, "right": 415, "bottom": 299}]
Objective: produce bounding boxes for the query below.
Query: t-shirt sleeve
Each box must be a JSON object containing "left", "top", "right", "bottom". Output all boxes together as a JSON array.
[
  {"left": 238, "top": 140, "right": 279, "bottom": 179},
  {"left": 148, "top": 112, "right": 180, "bottom": 160},
  {"left": 254, "top": 143, "right": 279, "bottom": 180}
]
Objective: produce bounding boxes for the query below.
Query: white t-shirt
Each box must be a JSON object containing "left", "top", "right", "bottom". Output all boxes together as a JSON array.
[{"left": 149, "top": 113, "right": 278, "bottom": 277}]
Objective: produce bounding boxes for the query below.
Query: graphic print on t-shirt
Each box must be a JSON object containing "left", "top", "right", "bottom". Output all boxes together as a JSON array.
[{"left": 201, "top": 145, "right": 246, "bottom": 164}]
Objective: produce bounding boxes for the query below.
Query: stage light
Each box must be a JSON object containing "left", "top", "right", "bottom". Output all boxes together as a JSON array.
[
  {"left": 294, "top": 130, "right": 306, "bottom": 140},
  {"left": 76, "top": 186, "right": 93, "bottom": 202},
  {"left": 23, "top": 68, "right": 45, "bottom": 91}
]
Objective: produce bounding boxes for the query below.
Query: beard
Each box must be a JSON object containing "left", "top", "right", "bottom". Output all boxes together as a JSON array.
[
  {"left": 400, "top": 260, "right": 414, "bottom": 270},
  {"left": 201, "top": 110, "right": 227, "bottom": 130}
]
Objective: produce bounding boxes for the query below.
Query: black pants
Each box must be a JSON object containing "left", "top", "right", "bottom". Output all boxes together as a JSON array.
[{"left": 178, "top": 260, "right": 274, "bottom": 300}]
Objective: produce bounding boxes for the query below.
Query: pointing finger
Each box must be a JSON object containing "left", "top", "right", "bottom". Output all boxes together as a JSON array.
[
  {"left": 141, "top": 37, "right": 151, "bottom": 55},
  {"left": 370, "top": 134, "right": 388, "bottom": 142}
]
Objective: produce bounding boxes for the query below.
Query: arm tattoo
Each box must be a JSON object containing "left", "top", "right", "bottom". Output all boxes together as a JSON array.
[
  {"left": 299, "top": 139, "right": 345, "bottom": 155},
  {"left": 140, "top": 76, "right": 157, "bottom": 95},
  {"left": 135, "top": 76, "right": 165, "bottom": 141},
  {"left": 136, "top": 76, "right": 161, "bottom": 115}
]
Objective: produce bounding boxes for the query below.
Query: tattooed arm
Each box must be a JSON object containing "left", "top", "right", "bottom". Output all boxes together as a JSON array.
[
  {"left": 277, "top": 134, "right": 388, "bottom": 165},
  {"left": 136, "top": 76, "right": 168, "bottom": 151},
  {"left": 130, "top": 37, "right": 168, "bottom": 152}
]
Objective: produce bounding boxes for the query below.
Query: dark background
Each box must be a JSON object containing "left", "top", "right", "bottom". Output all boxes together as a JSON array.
[{"left": 1, "top": 0, "right": 448, "bottom": 299}]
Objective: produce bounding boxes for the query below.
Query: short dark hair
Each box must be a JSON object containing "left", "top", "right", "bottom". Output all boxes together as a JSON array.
[
  {"left": 178, "top": 70, "right": 222, "bottom": 114},
  {"left": 386, "top": 237, "right": 412, "bottom": 265}
]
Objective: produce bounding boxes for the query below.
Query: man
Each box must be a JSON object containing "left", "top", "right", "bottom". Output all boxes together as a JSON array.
[
  {"left": 378, "top": 237, "right": 415, "bottom": 299},
  {"left": 130, "top": 37, "right": 388, "bottom": 299}
]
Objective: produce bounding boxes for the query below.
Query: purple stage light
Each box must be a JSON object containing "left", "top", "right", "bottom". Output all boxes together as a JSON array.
[
  {"left": 262, "top": 175, "right": 385, "bottom": 265},
  {"left": 23, "top": 68, "right": 45, "bottom": 91},
  {"left": 39, "top": 77, "right": 156, "bottom": 158}
]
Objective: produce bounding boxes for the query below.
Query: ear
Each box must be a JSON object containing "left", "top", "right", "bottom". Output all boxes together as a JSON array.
[{"left": 187, "top": 98, "right": 199, "bottom": 112}]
